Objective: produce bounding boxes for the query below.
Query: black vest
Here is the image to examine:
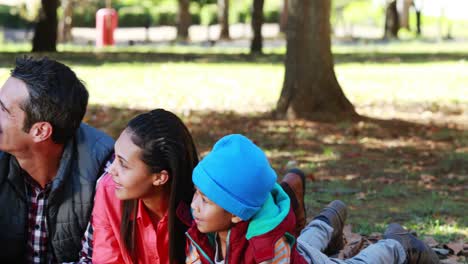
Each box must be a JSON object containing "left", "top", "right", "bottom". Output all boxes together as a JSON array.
[{"left": 0, "top": 123, "right": 114, "bottom": 263}]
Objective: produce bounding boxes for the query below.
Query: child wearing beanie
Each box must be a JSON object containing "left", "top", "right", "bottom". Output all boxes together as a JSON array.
[
  {"left": 185, "top": 134, "right": 436, "bottom": 264},
  {"left": 186, "top": 134, "right": 307, "bottom": 263}
]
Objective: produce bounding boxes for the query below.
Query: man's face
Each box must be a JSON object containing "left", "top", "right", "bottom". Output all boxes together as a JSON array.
[{"left": 0, "top": 77, "right": 32, "bottom": 154}]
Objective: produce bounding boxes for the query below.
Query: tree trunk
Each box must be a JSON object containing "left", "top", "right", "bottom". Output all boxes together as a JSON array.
[
  {"left": 384, "top": 0, "right": 399, "bottom": 39},
  {"left": 32, "top": 0, "right": 59, "bottom": 52},
  {"left": 177, "top": 0, "right": 191, "bottom": 41},
  {"left": 58, "top": 0, "right": 73, "bottom": 43},
  {"left": 250, "top": 0, "right": 264, "bottom": 54},
  {"left": 276, "top": 0, "right": 357, "bottom": 121},
  {"left": 399, "top": 0, "right": 412, "bottom": 30},
  {"left": 218, "top": 0, "right": 230, "bottom": 39},
  {"left": 415, "top": 10, "right": 422, "bottom": 35},
  {"left": 280, "top": 0, "right": 288, "bottom": 32}
]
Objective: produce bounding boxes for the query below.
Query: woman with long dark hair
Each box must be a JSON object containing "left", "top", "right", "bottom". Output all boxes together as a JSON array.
[{"left": 91, "top": 109, "right": 198, "bottom": 264}]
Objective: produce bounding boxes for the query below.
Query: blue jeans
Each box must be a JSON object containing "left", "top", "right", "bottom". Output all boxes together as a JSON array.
[{"left": 296, "top": 220, "right": 407, "bottom": 264}]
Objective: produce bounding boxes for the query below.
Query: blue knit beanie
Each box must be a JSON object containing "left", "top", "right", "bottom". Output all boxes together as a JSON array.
[{"left": 192, "top": 134, "right": 277, "bottom": 220}]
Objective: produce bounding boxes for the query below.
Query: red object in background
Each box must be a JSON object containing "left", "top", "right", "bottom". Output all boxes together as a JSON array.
[{"left": 96, "top": 8, "right": 118, "bottom": 47}]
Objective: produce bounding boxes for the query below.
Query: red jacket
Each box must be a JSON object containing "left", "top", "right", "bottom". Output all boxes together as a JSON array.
[
  {"left": 185, "top": 185, "right": 308, "bottom": 264},
  {"left": 92, "top": 173, "right": 192, "bottom": 264}
]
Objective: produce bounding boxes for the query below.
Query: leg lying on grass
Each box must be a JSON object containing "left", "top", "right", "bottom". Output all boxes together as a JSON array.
[{"left": 296, "top": 200, "right": 440, "bottom": 264}]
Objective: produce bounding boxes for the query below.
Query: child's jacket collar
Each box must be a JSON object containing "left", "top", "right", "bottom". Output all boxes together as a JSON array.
[{"left": 186, "top": 184, "right": 296, "bottom": 263}]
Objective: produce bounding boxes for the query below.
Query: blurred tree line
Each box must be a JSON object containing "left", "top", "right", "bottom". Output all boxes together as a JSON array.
[
  {"left": 0, "top": 0, "right": 463, "bottom": 120},
  {"left": 2, "top": 0, "right": 463, "bottom": 51},
  {"left": 0, "top": 0, "right": 280, "bottom": 29}
]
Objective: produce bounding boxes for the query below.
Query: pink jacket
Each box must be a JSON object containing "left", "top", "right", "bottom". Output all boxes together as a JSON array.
[{"left": 92, "top": 173, "right": 192, "bottom": 264}]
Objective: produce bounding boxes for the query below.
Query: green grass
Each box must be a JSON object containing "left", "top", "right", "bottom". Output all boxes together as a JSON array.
[
  {"left": 1, "top": 37, "right": 468, "bottom": 55},
  {"left": 332, "top": 40, "right": 468, "bottom": 54},
  {"left": 337, "top": 61, "right": 468, "bottom": 107},
  {"left": 305, "top": 179, "right": 467, "bottom": 243},
  {"left": 1, "top": 59, "right": 465, "bottom": 114},
  {"left": 0, "top": 41, "right": 466, "bottom": 245}
]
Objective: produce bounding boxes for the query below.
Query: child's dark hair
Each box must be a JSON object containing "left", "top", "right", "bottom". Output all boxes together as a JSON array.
[{"left": 120, "top": 108, "right": 198, "bottom": 263}]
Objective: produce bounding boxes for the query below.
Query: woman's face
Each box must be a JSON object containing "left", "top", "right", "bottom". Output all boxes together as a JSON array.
[{"left": 108, "top": 129, "right": 158, "bottom": 200}]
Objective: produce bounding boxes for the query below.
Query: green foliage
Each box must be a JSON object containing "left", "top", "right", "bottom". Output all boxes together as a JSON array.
[
  {"left": 195, "top": 0, "right": 217, "bottom": 5},
  {"left": 200, "top": 4, "right": 217, "bottom": 25},
  {"left": 118, "top": 6, "right": 152, "bottom": 27},
  {"left": 341, "top": 0, "right": 383, "bottom": 27},
  {"left": 115, "top": 0, "right": 169, "bottom": 7},
  {"left": 190, "top": 4, "right": 201, "bottom": 25},
  {"left": 148, "top": 4, "right": 176, "bottom": 26},
  {"left": 331, "top": 0, "right": 385, "bottom": 34},
  {"left": 263, "top": 0, "right": 281, "bottom": 23},
  {"left": 437, "top": 152, "right": 468, "bottom": 174},
  {"left": 263, "top": 9, "right": 279, "bottom": 23},
  {"left": 0, "top": 5, "right": 30, "bottom": 28},
  {"left": 228, "top": 0, "right": 282, "bottom": 24},
  {"left": 229, "top": 1, "right": 250, "bottom": 24},
  {"left": 116, "top": 2, "right": 187, "bottom": 27},
  {"left": 72, "top": 2, "right": 101, "bottom": 27}
]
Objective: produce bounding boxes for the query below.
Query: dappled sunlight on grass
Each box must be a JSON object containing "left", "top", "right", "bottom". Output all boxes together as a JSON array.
[
  {"left": 0, "top": 41, "right": 466, "bottom": 245},
  {"left": 336, "top": 61, "right": 468, "bottom": 106},
  {"left": 72, "top": 62, "right": 283, "bottom": 113},
  {"left": 332, "top": 41, "right": 468, "bottom": 54},
  {"left": 407, "top": 220, "right": 468, "bottom": 244},
  {"left": 82, "top": 106, "right": 468, "bottom": 243},
  {"left": 71, "top": 60, "right": 468, "bottom": 117}
]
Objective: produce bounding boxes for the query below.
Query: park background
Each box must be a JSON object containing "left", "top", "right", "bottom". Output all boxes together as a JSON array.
[{"left": 0, "top": 0, "right": 466, "bottom": 262}]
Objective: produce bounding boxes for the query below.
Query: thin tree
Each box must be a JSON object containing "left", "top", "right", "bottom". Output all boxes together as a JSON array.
[
  {"left": 250, "top": 0, "right": 264, "bottom": 54},
  {"left": 177, "top": 0, "right": 191, "bottom": 41},
  {"left": 32, "top": 0, "right": 59, "bottom": 52},
  {"left": 413, "top": 1, "right": 422, "bottom": 36},
  {"left": 58, "top": 0, "right": 73, "bottom": 43},
  {"left": 218, "top": 0, "right": 230, "bottom": 39},
  {"left": 276, "top": 0, "right": 357, "bottom": 120},
  {"left": 384, "top": 0, "right": 399, "bottom": 39}
]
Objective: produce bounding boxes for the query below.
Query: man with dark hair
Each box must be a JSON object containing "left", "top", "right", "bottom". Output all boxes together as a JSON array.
[{"left": 0, "top": 57, "right": 114, "bottom": 263}]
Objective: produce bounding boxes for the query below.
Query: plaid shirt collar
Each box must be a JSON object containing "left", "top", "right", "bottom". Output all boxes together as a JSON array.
[
  {"left": 24, "top": 173, "right": 54, "bottom": 264},
  {"left": 19, "top": 140, "right": 74, "bottom": 264}
]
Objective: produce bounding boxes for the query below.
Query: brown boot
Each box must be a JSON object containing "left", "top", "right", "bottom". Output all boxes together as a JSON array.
[
  {"left": 384, "top": 223, "right": 440, "bottom": 264},
  {"left": 313, "top": 200, "right": 347, "bottom": 256},
  {"left": 280, "top": 168, "right": 306, "bottom": 236}
]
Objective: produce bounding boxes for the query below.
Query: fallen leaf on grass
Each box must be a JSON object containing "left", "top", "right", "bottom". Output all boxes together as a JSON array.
[
  {"left": 440, "top": 256, "right": 462, "bottom": 264},
  {"left": 338, "top": 225, "right": 364, "bottom": 259},
  {"left": 345, "top": 174, "right": 360, "bottom": 180},
  {"left": 424, "top": 236, "right": 439, "bottom": 248},
  {"left": 420, "top": 174, "right": 437, "bottom": 184},
  {"left": 343, "top": 152, "right": 361, "bottom": 158},
  {"left": 367, "top": 232, "right": 382, "bottom": 243},
  {"left": 375, "top": 177, "right": 396, "bottom": 184},
  {"left": 356, "top": 192, "right": 367, "bottom": 200},
  {"left": 448, "top": 186, "right": 465, "bottom": 192},
  {"left": 462, "top": 244, "right": 468, "bottom": 257},
  {"left": 444, "top": 241, "right": 465, "bottom": 256}
]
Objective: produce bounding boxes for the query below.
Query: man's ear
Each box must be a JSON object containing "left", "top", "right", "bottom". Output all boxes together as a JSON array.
[
  {"left": 231, "top": 215, "right": 242, "bottom": 224},
  {"left": 30, "top": 122, "right": 53, "bottom": 143},
  {"left": 152, "top": 170, "right": 170, "bottom": 186}
]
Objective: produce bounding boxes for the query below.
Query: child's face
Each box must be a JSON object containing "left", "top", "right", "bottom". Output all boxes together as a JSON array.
[
  {"left": 191, "top": 188, "right": 235, "bottom": 233},
  {"left": 108, "top": 129, "right": 158, "bottom": 200}
]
